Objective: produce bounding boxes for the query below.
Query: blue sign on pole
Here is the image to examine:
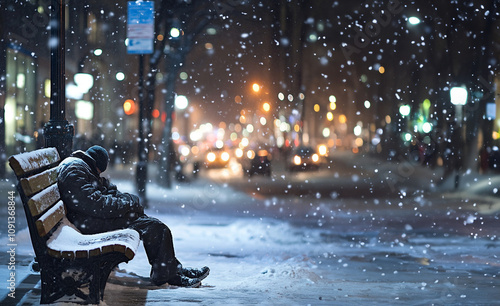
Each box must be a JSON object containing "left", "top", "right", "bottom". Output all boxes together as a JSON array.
[{"left": 127, "top": 1, "right": 155, "bottom": 54}]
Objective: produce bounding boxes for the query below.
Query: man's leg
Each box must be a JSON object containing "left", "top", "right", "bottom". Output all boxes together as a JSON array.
[{"left": 128, "top": 215, "right": 179, "bottom": 285}]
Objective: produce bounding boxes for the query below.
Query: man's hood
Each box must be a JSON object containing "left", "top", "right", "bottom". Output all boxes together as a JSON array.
[{"left": 60, "top": 150, "right": 100, "bottom": 176}]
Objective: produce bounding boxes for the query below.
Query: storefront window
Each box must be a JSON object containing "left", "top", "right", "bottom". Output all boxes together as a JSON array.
[{"left": 5, "top": 47, "right": 37, "bottom": 155}]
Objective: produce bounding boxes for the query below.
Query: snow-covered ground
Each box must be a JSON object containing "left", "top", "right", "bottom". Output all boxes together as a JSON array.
[
  {"left": 7, "top": 213, "right": 499, "bottom": 305},
  {"left": 1, "top": 173, "right": 499, "bottom": 305}
]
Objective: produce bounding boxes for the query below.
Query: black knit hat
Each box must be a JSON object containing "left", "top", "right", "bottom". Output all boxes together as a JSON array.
[{"left": 86, "top": 145, "right": 109, "bottom": 172}]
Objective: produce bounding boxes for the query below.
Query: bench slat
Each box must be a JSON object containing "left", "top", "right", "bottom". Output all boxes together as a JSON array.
[
  {"left": 8, "top": 147, "right": 60, "bottom": 177},
  {"left": 47, "top": 244, "right": 137, "bottom": 260},
  {"left": 36, "top": 201, "right": 66, "bottom": 237},
  {"left": 20, "top": 167, "right": 59, "bottom": 197},
  {"left": 27, "top": 183, "right": 61, "bottom": 217},
  {"left": 112, "top": 244, "right": 135, "bottom": 260}
]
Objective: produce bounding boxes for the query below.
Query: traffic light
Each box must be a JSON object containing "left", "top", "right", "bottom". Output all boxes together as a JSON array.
[{"left": 123, "top": 99, "right": 136, "bottom": 115}]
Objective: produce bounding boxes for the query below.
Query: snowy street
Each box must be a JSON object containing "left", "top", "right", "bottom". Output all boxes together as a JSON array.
[
  {"left": 1, "top": 152, "right": 499, "bottom": 305},
  {"left": 2, "top": 0, "right": 500, "bottom": 305}
]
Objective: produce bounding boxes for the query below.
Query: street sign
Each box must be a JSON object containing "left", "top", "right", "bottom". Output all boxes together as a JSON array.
[
  {"left": 486, "top": 102, "right": 496, "bottom": 120},
  {"left": 127, "top": 1, "right": 155, "bottom": 54}
]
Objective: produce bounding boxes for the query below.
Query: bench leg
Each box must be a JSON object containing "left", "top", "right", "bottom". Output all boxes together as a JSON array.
[
  {"left": 98, "top": 260, "right": 123, "bottom": 301},
  {"left": 88, "top": 263, "right": 101, "bottom": 304},
  {"left": 87, "top": 255, "right": 130, "bottom": 303},
  {"left": 38, "top": 254, "right": 130, "bottom": 304},
  {"left": 39, "top": 261, "right": 96, "bottom": 304},
  {"left": 40, "top": 269, "right": 65, "bottom": 304}
]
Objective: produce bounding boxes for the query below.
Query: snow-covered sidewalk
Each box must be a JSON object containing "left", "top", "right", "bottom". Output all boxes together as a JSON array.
[
  {"left": 6, "top": 211, "right": 499, "bottom": 305},
  {"left": 1, "top": 169, "right": 499, "bottom": 305}
]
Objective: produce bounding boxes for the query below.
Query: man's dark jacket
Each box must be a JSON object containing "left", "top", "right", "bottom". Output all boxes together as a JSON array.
[{"left": 57, "top": 150, "right": 144, "bottom": 234}]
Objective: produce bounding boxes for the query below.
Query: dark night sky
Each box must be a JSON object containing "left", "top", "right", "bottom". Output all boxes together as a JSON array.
[{"left": 177, "top": 12, "right": 275, "bottom": 126}]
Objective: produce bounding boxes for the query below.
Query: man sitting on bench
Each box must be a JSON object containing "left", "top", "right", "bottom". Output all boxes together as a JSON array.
[{"left": 57, "top": 145, "right": 209, "bottom": 287}]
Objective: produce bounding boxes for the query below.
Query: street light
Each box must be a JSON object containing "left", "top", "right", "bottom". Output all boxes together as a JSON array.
[
  {"left": 408, "top": 16, "right": 421, "bottom": 25},
  {"left": 450, "top": 85, "right": 468, "bottom": 189},
  {"left": 116, "top": 72, "right": 125, "bottom": 81},
  {"left": 399, "top": 104, "right": 411, "bottom": 117},
  {"left": 450, "top": 85, "right": 468, "bottom": 122},
  {"left": 170, "top": 27, "right": 181, "bottom": 38},
  {"left": 175, "top": 95, "right": 189, "bottom": 110},
  {"left": 123, "top": 99, "right": 136, "bottom": 115},
  {"left": 263, "top": 102, "right": 271, "bottom": 112},
  {"left": 74, "top": 72, "right": 94, "bottom": 94},
  {"left": 450, "top": 86, "right": 468, "bottom": 106},
  {"left": 329, "top": 95, "right": 336, "bottom": 110},
  {"left": 175, "top": 95, "right": 189, "bottom": 143}
]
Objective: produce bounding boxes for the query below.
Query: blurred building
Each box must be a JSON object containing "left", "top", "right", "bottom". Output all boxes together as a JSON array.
[
  {"left": 1, "top": 1, "right": 499, "bottom": 177},
  {"left": 0, "top": 0, "right": 141, "bottom": 176}
]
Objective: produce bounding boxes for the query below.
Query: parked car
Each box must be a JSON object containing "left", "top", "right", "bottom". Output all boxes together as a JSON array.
[
  {"left": 203, "top": 148, "right": 231, "bottom": 169},
  {"left": 241, "top": 149, "right": 272, "bottom": 177},
  {"left": 288, "top": 146, "right": 321, "bottom": 172}
]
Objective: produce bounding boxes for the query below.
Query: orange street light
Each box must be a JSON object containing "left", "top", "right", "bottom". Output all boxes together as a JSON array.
[{"left": 123, "top": 99, "right": 136, "bottom": 115}]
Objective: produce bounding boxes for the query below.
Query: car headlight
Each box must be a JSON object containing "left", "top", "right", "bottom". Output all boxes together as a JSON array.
[
  {"left": 312, "top": 154, "right": 319, "bottom": 163},
  {"left": 247, "top": 150, "right": 255, "bottom": 159},
  {"left": 235, "top": 148, "right": 244, "bottom": 158},
  {"left": 318, "top": 145, "right": 328, "bottom": 156},
  {"left": 221, "top": 152, "right": 230, "bottom": 162},
  {"left": 207, "top": 152, "right": 216, "bottom": 162},
  {"left": 293, "top": 155, "right": 302, "bottom": 165}
]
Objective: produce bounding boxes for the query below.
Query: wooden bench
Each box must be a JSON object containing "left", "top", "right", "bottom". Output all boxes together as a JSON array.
[{"left": 8, "top": 148, "right": 140, "bottom": 304}]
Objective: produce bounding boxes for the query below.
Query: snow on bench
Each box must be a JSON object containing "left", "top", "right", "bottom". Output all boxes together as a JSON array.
[{"left": 46, "top": 217, "right": 139, "bottom": 260}]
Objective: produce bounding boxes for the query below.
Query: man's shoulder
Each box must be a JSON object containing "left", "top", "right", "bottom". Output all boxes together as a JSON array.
[
  {"left": 59, "top": 156, "right": 85, "bottom": 170},
  {"left": 58, "top": 152, "right": 93, "bottom": 176}
]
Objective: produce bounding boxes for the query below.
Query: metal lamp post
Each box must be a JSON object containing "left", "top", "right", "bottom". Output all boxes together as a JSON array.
[
  {"left": 43, "top": 0, "right": 74, "bottom": 158},
  {"left": 127, "top": 1, "right": 155, "bottom": 202}
]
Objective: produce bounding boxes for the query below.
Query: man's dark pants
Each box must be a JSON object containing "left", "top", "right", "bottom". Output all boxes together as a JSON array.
[{"left": 129, "top": 215, "right": 180, "bottom": 284}]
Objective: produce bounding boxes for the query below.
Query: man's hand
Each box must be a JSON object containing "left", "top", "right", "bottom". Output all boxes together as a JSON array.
[
  {"left": 101, "top": 177, "right": 118, "bottom": 191},
  {"left": 128, "top": 193, "right": 144, "bottom": 215}
]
